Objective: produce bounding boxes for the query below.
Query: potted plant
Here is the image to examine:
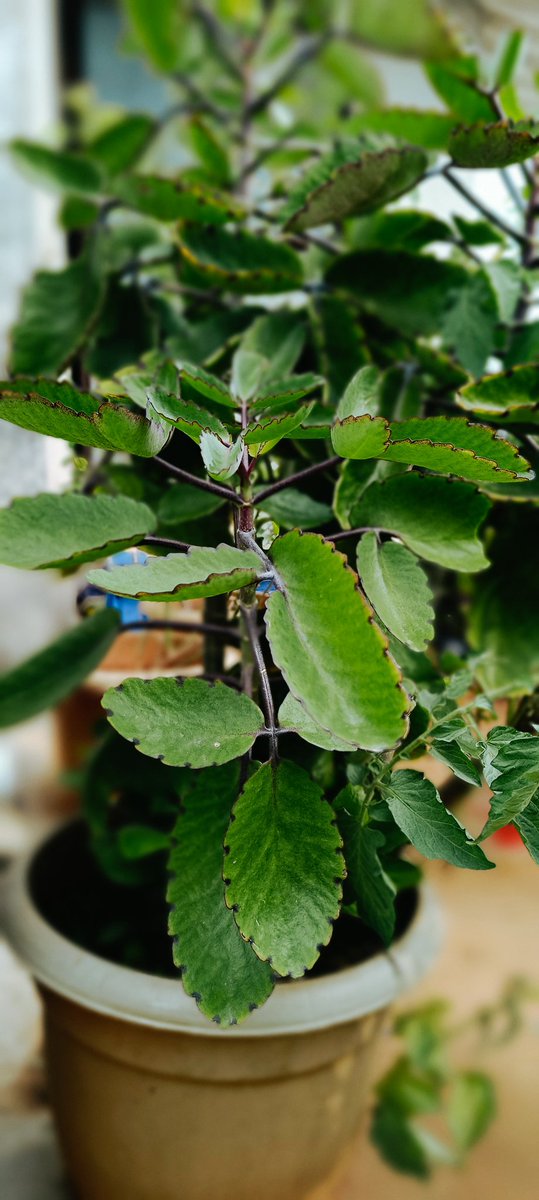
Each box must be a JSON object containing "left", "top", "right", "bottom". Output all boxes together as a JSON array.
[{"left": 1, "top": 2, "right": 539, "bottom": 1196}]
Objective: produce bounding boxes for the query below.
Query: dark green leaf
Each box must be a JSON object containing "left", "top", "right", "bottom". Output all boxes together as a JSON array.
[
  {"left": 89, "top": 115, "right": 155, "bottom": 175},
  {"left": 353, "top": 209, "right": 451, "bottom": 251},
  {"left": 335, "top": 785, "right": 396, "bottom": 943},
  {"left": 157, "top": 484, "right": 223, "bottom": 526},
  {"left": 115, "top": 174, "right": 241, "bottom": 225},
  {"left": 257, "top": 488, "right": 333, "bottom": 530},
  {"left": 353, "top": 109, "right": 455, "bottom": 150},
  {"left": 357, "top": 533, "right": 434, "bottom": 651},
  {"left": 514, "top": 794, "right": 539, "bottom": 864},
  {"left": 0, "top": 493, "right": 156, "bottom": 570},
  {"left": 179, "top": 224, "right": 304, "bottom": 294},
  {"left": 103, "top": 677, "right": 265, "bottom": 768},
  {"left": 448, "top": 1072, "right": 496, "bottom": 1153},
  {"left": 356, "top": 474, "right": 490, "bottom": 572},
  {"left": 450, "top": 120, "right": 539, "bottom": 168},
  {"left": 327, "top": 250, "right": 466, "bottom": 337},
  {"left": 371, "top": 1103, "right": 430, "bottom": 1179},
  {"left": 10, "top": 139, "right": 102, "bottom": 194},
  {"left": 443, "top": 270, "right": 499, "bottom": 377},
  {"left": 479, "top": 728, "right": 539, "bottom": 838},
  {"left": 383, "top": 770, "right": 493, "bottom": 869},
  {"left": 266, "top": 531, "right": 409, "bottom": 751},
  {"left": 224, "top": 760, "right": 344, "bottom": 977},
  {"left": 118, "top": 825, "right": 170, "bottom": 859},
  {"left": 381, "top": 416, "right": 531, "bottom": 484},
  {"left": 9, "top": 251, "right": 104, "bottom": 377},
  {"left": 88, "top": 543, "right": 262, "bottom": 602},
  {"left": 168, "top": 764, "right": 274, "bottom": 1026},
  {"left": 0, "top": 380, "right": 170, "bottom": 457},
  {"left": 0, "top": 609, "right": 119, "bottom": 728}
]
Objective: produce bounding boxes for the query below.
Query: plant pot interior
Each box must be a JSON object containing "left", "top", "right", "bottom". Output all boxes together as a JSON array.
[{"left": 29, "top": 822, "right": 418, "bottom": 984}]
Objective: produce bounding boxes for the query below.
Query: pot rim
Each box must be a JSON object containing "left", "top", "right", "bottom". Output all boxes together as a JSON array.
[{"left": 1, "top": 823, "right": 443, "bottom": 1039}]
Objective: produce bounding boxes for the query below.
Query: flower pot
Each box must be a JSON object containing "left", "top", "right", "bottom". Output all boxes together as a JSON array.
[{"left": 2, "top": 824, "right": 442, "bottom": 1200}]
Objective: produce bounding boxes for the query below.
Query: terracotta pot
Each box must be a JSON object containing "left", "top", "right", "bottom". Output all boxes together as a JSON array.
[{"left": 2, "top": 827, "right": 442, "bottom": 1200}]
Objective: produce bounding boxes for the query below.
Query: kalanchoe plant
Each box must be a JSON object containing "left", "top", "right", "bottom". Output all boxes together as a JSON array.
[{"left": 1, "top": 0, "right": 538, "bottom": 1141}]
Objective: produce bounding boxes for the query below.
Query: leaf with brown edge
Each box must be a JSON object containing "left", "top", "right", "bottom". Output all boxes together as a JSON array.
[
  {"left": 266, "top": 531, "right": 409, "bottom": 751},
  {"left": 178, "top": 224, "right": 304, "bottom": 295},
  {"left": 449, "top": 120, "right": 539, "bottom": 168},
  {"left": 102, "top": 677, "right": 265, "bottom": 769},
  {"left": 0, "top": 493, "right": 156, "bottom": 570},
  {"left": 88, "top": 543, "right": 263, "bottom": 602},
  {"left": 458, "top": 365, "right": 539, "bottom": 427},
  {"left": 0, "top": 379, "right": 170, "bottom": 457},
  {"left": 168, "top": 763, "right": 274, "bottom": 1027},
  {"left": 224, "top": 760, "right": 345, "bottom": 979}
]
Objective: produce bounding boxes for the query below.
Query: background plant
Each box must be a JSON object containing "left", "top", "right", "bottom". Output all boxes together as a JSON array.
[{"left": 0, "top": 0, "right": 538, "bottom": 1170}]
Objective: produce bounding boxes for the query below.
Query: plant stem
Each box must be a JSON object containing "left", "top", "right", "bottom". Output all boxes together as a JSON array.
[
  {"left": 443, "top": 167, "right": 526, "bottom": 246},
  {"left": 154, "top": 456, "right": 243, "bottom": 504},
  {"left": 254, "top": 455, "right": 340, "bottom": 505},
  {"left": 241, "top": 602, "right": 278, "bottom": 758},
  {"left": 119, "top": 619, "right": 241, "bottom": 643},
  {"left": 142, "top": 535, "right": 191, "bottom": 552},
  {"left": 326, "top": 526, "right": 386, "bottom": 543},
  {"left": 245, "top": 33, "right": 331, "bottom": 117}
]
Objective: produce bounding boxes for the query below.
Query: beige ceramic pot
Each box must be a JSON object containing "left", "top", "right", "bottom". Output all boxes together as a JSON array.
[{"left": 2, "top": 828, "right": 442, "bottom": 1200}]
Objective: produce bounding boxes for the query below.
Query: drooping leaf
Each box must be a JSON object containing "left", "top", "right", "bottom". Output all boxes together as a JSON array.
[
  {"left": 157, "top": 484, "right": 224, "bottom": 526},
  {"left": 266, "top": 531, "right": 409, "bottom": 751},
  {"left": 179, "top": 224, "right": 304, "bottom": 294},
  {"left": 334, "top": 785, "right": 396, "bottom": 944},
  {"left": 355, "top": 475, "right": 490, "bottom": 572},
  {"left": 479, "top": 728, "right": 539, "bottom": 839},
  {"left": 115, "top": 174, "right": 241, "bottom": 225},
  {"left": 354, "top": 109, "right": 455, "bottom": 150},
  {"left": 9, "top": 251, "right": 104, "bottom": 377},
  {"left": 103, "top": 677, "right": 265, "bottom": 768},
  {"left": 430, "top": 738, "right": 482, "bottom": 787},
  {"left": 200, "top": 431, "right": 244, "bottom": 480},
  {"left": 448, "top": 1073, "right": 496, "bottom": 1153},
  {"left": 257, "top": 488, "right": 333, "bottom": 530},
  {"left": 327, "top": 251, "right": 466, "bottom": 337},
  {"left": 88, "top": 543, "right": 262, "bottom": 602},
  {"left": 88, "top": 115, "right": 155, "bottom": 175},
  {"left": 357, "top": 533, "right": 434, "bottom": 651},
  {"left": 224, "top": 760, "right": 344, "bottom": 978},
  {"left": 0, "top": 380, "right": 170, "bottom": 457},
  {"left": 449, "top": 120, "right": 539, "bottom": 168},
  {"left": 458, "top": 365, "right": 539, "bottom": 426},
  {"left": 167, "top": 764, "right": 274, "bottom": 1026},
  {"left": 278, "top": 692, "right": 355, "bottom": 751},
  {"left": 0, "top": 493, "right": 156, "bottom": 570},
  {"left": 123, "top": 0, "right": 183, "bottom": 72},
  {"left": 382, "top": 770, "right": 493, "bottom": 870},
  {"left": 10, "top": 139, "right": 102, "bottom": 194},
  {"left": 280, "top": 139, "right": 427, "bottom": 232},
  {"left": 0, "top": 609, "right": 120, "bottom": 728},
  {"left": 370, "top": 1103, "right": 430, "bottom": 1179}
]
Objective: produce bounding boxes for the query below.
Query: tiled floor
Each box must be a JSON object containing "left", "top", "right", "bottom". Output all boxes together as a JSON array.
[{"left": 1, "top": 809, "right": 538, "bottom": 1199}]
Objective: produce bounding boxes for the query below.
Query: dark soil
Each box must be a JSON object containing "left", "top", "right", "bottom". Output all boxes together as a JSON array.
[{"left": 30, "top": 821, "right": 417, "bottom": 982}]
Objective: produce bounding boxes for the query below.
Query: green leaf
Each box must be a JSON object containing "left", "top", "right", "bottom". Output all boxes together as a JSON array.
[
  {"left": 514, "top": 793, "right": 539, "bottom": 864},
  {"left": 103, "top": 677, "right": 265, "bottom": 768},
  {"left": 224, "top": 760, "right": 344, "bottom": 978},
  {"left": 382, "top": 770, "right": 493, "bottom": 870},
  {"left": 443, "top": 270, "right": 499, "bottom": 377},
  {"left": 458, "top": 365, "right": 539, "bottom": 426},
  {"left": 425, "top": 58, "right": 494, "bottom": 122},
  {"left": 453, "top": 216, "right": 504, "bottom": 246},
  {"left": 257, "top": 488, "right": 333, "bottom": 530},
  {"left": 431, "top": 739, "right": 482, "bottom": 787},
  {"left": 357, "top": 533, "right": 434, "bottom": 652},
  {"left": 88, "top": 543, "right": 262, "bottom": 602},
  {"left": 10, "top": 139, "right": 102, "bottom": 194},
  {"left": 353, "top": 209, "right": 451, "bottom": 252},
  {"left": 280, "top": 139, "right": 427, "bottom": 232},
  {"left": 123, "top": 0, "right": 183, "bottom": 72},
  {"left": 334, "top": 460, "right": 381, "bottom": 529},
  {"left": 506, "top": 322, "right": 539, "bottom": 369},
  {"left": 353, "top": 109, "right": 455, "bottom": 150},
  {"left": 469, "top": 520, "right": 539, "bottom": 694},
  {"left": 231, "top": 313, "right": 305, "bottom": 399},
  {"left": 157, "top": 484, "right": 223, "bottom": 526},
  {"left": 148, "top": 387, "right": 231, "bottom": 444},
  {"left": 89, "top": 115, "right": 155, "bottom": 175},
  {"left": 266, "top": 531, "right": 409, "bottom": 751},
  {"left": 179, "top": 224, "right": 304, "bottom": 294},
  {"left": 327, "top": 251, "right": 466, "bottom": 338},
  {"left": 248, "top": 373, "right": 323, "bottom": 415},
  {"left": 244, "top": 406, "right": 313, "bottom": 451},
  {"left": 0, "top": 609, "right": 119, "bottom": 728},
  {"left": 483, "top": 261, "right": 521, "bottom": 324},
  {"left": 9, "top": 251, "right": 104, "bottom": 378},
  {"left": 59, "top": 195, "right": 100, "bottom": 231},
  {"left": 188, "top": 116, "right": 232, "bottom": 187},
  {"left": 371, "top": 1103, "right": 430, "bottom": 1179},
  {"left": 0, "top": 493, "right": 156, "bottom": 570},
  {"left": 335, "top": 785, "right": 396, "bottom": 944},
  {"left": 356, "top": 474, "right": 490, "bottom": 572},
  {"left": 495, "top": 30, "right": 524, "bottom": 89},
  {"left": 381, "top": 416, "right": 531, "bottom": 484},
  {"left": 0, "top": 380, "right": 170, "bottom": 457},
  {"left": 278, "top": 692, "right": 355, "bottom": 751},
  {"left": 200, "top": 431, "right": 243, "bottom": 480},
  {"left": 175, "top": 362, "right": 236, "bottom": 409},
  {"left": 450, "top": 120, "right": 539, "bottom": 168},
  {"left": 448, "top": 1072, "right": 496, "bottom": 1153},
  {"left": 115, "top": 174, "right": 241, "bottom": 225},
  {"left": 167, "top": 764, "right": 274, "bottom": 1026},
  {"left": 479, "top": 728, "right": 539, "bottom": 838},
  {"left": 351, "top": 0, "right": 454, "bottom": 59},
  {"left": 118, "top": 825, "right": 171, "bottom": 859}
]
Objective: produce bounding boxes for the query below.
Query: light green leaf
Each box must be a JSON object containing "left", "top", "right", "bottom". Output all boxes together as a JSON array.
[
  {"left": 248, "top": 373, "right": 324, "bottom": 414},
  {"left": 425, "top": 58, "right": 494, "bottom": 122},
  {"left": 357, "top": 533, "right": 434, "bottom": 651},
  {"left": 115, "top": 174, "right": 241, "bottom": 225},
  {"left": 353, "top": 109, "right": 455, "bottom": 150},
  {"left": 175, "top": 362, "right": 236, "bottom": 409},
  {"left": 257, "top": 488, "right": 333, "bottom": 530},
  {"left": 9, "top": 251, "right": 104, "bottom": 377},
  {"left": 231, "top": 313, "right": 305, "bottom": 398},
  {"left": 280, "top": 138, "right": 427, "bottom": 232},
  {"left": 449, "top": 120, "right": 539, "bottom": 168},
  {"left": 157, "top": 484, "right": 223, "bottom": 526},
  {"left": 88, "top": 543, "right": 262, "bottom": 602},
  {"left": 356, "top": 475, "right": 490, "bottom": 572},
  {"left": 479, "top": 728, "right": 539, "bottom": 838},
  {"left": 123, "top": 0, "right": 183, "bottom": 72},
  {"left": 200, "top": 431, "right": 243, "bottom": 480},
  {"left": 0, "top": 380, "right": 170, "bottom": 457},
  {"left": 266, "top": 531, "right": 409, "bottom": 751},
  {"left": 383, "top": 770, "right": 493, "bottom": 870},
  {"left": 179, "top": 224, "right": 304, "bottom": 294},
  {"left": 0, "top": 493, "right": 156, "bottom": 570},
  {"left": 88, "top": 115, "right": 155, "bottom": 175},
  {"left": 168, "top": 764, "right": 274, "bottom": 1026},
  {"left": 351, "top": 0, "right": 455, "bottom": 59},
  {"left": 278, "top": 692, "right": 355, "bottom": 751},
  {"left": 244, "top": 405, "right": 313, "bottom": 451},
  {"left": 224, "top": 760, "right": 344, "bottom": 978},
  {"left": 0, "top": 609, "right": 119, "bottom": 728},
  {"left": 448, "top": 1072, "right": 496, "bottom": 1153},
  {"left": 103, "top": 677, "right": 265, "bottom": 768},
  {"left": 188, "top": 115, "right": 232, "bottom": 186},
  {"left": 381, "top": 416, "right": 531, "bottom": 484},
  {"left": 334, "top": 785, "right": 396, "bottom": 944},
  {"left": 333, "top": 460, "right": 381, "bottom": 529},
  {"left": 10, "top": 139, "right": 102, "bottom": 194},
  {"left": 148, "top": 387, "right": 231, "bottom": 444},
  {"left": 458, "top": 365, "right": 539, "bottom": 426},
  {"left": 327, "top": 251, "right": 466, "bottom": 338}
]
